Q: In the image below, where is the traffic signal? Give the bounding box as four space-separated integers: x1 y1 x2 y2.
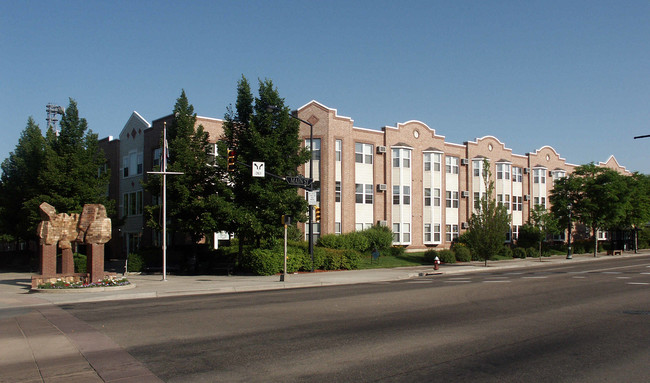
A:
314 206 321 222
227 150 236 172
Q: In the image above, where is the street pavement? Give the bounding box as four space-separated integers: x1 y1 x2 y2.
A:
1 251 647 382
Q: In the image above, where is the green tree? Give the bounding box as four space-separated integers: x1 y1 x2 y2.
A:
223 76 310 257
618 173 650 252
145 90 233 249
0 117 47 243
465 159 511 266
36 99 113 216
528 204 560 260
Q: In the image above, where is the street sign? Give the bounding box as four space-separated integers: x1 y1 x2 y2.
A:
252 162 265 177
285 175 313 188
308 190 317 205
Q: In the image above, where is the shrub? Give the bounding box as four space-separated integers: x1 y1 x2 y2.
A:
425 249 455 264
360 225 394 253
500 246 513 259
526 247 539 258
342 231 370 253
242 249 282 276
286 248 309 273
423 249 438 263
341 249 362 270
389 246 406 257
127 253 145 272
317 234 345 249
320 248 345 270
513 247 527 259
73 253 87 273
453 245 472 262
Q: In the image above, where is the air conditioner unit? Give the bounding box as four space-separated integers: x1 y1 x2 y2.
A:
377 220 388 227
461 191 469 198
524 168 530 174
377 183 387 192
524 195 531 201
461 222 469 229
461 158 469 166
377 146 387 154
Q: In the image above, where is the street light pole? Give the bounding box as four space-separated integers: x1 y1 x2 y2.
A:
267 106 315 271
566 203 572 259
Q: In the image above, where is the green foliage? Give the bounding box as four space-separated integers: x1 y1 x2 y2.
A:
517 224 542 249
465 159 511 266
73 253 87 273
513 247 527 259
453 244 472 262
389 246 406 257
317 230 371 253
127 252 145 272
360 225 394 253
317 234 346 249
425 249 455 264
526 247 539 258
499 246 513 259
242 248 282 275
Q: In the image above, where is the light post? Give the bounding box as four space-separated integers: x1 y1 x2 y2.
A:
267 105 315 272
566 202 572 259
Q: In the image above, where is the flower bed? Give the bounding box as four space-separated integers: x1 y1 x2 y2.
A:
37 276 131 289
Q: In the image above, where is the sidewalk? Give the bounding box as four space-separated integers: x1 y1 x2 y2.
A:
1 251 647 382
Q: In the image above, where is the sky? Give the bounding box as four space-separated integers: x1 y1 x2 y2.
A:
1 0 649 173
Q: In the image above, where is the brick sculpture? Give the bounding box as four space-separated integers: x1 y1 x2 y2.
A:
33 202 112 287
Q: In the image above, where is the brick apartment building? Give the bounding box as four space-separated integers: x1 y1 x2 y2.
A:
100 100 629 258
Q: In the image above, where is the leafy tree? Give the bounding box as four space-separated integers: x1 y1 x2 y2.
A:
223 76 310 257
618 173 650 252
528 205 560 260
145 90 233 250
0 117 47 243
465 159 511 266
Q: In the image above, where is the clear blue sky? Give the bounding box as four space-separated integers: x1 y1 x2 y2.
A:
2 0 649 172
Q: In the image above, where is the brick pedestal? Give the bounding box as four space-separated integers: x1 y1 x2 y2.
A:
87 243 105 283
39 244 57 275
61 248 74 274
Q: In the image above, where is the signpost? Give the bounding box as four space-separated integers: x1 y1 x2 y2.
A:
285 175 313 189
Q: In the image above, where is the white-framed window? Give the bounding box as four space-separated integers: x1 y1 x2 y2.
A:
335 222 341 235
512 196 523 211
356 183 373 204
433 153 441 171
392 149 400 168
473 160 482 177
551 170 566 183
533 168 546 184
392 223 400 242
497 163 511 180
424 188 431 206
434 224 441 242
335 139 342 162
355 143 373 164
153 147 162 168
403 150 411 168
474 192 481 210
512 167 523 182
446 191 459 208
403 186 410 205
434 188 441 207
122 190 143 216
446 156 459 174
512 225 520 241
505 194 511 211
335 181 341 202
424 153 431 171
424 224 432 242
446 224 459 242
393 185 400 205
392 148 411 168
402 223 411 243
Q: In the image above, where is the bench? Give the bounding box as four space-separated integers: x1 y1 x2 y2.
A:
606 249 622 256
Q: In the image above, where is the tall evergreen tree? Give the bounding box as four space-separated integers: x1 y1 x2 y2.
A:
35 99 112 216
0 117 47 242
223 76 310 252
465 159 511 266
145 90 232 247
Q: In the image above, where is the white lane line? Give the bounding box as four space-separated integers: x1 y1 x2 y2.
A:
627 282 650 285
522 276 549 279
603 272 622 274
446 280 472 283
616 277 632 279
483 280 511 283
641 273 650 275
572 276 587 279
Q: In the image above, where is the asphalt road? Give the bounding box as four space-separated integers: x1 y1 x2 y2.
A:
63 256 650 382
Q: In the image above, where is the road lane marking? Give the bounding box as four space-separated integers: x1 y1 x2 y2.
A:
445 280 472 283
627 282 649 285
616 277 632 279
572 276 587 279
522 276 548 279
483 280 511 283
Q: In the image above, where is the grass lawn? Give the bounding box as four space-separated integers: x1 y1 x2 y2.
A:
358 252 430 269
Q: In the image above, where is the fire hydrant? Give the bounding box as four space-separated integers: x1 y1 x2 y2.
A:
434 256 440 270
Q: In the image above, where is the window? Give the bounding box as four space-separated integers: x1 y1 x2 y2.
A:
122 190 143 216
434 224 441 242
392 223 400 242
534 168 546 184
446 224 459 242
446 156 459 174
474 192 481 210
433 188 441 207
402 150 410 168
335 140 342 162
512 167 523 182
137 153 143 174
446 191 459 208
335 181 341 202
403 186 410 205
512 196 523 211
424 188 431 206
392 149 400 168
505 194 511 211
355 143 373 164
402 223 410 243
122 156 129 178
356 183 373 204
335 222 341 235
473 160 482 177
393 185 400 205
512 225 520 241
305 138 321 161
424 153 431 171
153 148 162 168
433 153 441 171
497 163 510 180
551 170 566 183
424 224 431 242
